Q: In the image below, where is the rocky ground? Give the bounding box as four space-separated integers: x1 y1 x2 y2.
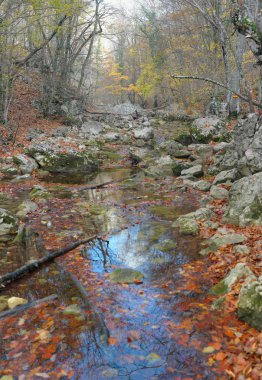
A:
0 99 262 378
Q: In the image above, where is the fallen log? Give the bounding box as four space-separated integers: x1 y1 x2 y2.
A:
0 294 58 319
0 235 97 286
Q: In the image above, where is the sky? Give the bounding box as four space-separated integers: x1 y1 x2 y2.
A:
106 0 138 11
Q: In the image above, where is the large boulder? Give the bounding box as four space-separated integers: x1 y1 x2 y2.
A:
233 114 262 176
13 154 38 174
191 117 227 143
111 102 142 116
0 208 18 241
80 121 105 136
223 172 262 226
133 127 154 140
26 138 99 174
238 275 262 331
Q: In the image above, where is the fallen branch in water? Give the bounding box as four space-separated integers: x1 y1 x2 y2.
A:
75 174 137 191
0 294 58 319
0 235 97 286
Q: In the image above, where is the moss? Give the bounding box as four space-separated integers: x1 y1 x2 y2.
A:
212 296 226 311
210 280 228 296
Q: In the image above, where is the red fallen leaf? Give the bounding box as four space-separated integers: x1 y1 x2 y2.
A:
134 279 143 284
167 367 175 373
42 352 52 360
214 352 227 361
108 337 117 345
127 337 133 343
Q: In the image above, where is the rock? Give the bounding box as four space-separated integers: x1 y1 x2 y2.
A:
27 138 99 174
172 149 191 158
213 142 230 153
30 185 50 199
192 180 211 191
191 117 226 143
27 128 45 141
201 232 247 255
210 185 229 199
63 304 82 316
211 263 254 296
111 102 142 116
0 209 18 240
145 156 173 178
13 154 38 174
206 98 229 119
8 297 28 309
61 100 83 125
238 275 262 330
222 172 262 226
16 201 38 219
153 239 177 252
181 164 203 178
233 245 251 255
109 268 144 284
174 215 199 235
233 114 262 176
193 144 213 159
80 121 105 136
213 169 238 185
51 126 70 138
103 132 120 142
133 127 154 140
0 296 8 312
129 147 152 165
12 174 31 182
172 160 191 176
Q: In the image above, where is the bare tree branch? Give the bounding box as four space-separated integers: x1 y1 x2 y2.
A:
171 74 261 108
14 15 68 69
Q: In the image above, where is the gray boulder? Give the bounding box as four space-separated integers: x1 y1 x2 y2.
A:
200 232 247 255
210 185 229 199
134 127 154 140
13 154 38 174
111 102 142 116
80 121 105 136
233 114 262 176
26 138 99 174
103 132 120 142
181 164 203 178
192 180 211 191
238 275 262 331
223 172 262 226
213 169 238 185
191 117 226 143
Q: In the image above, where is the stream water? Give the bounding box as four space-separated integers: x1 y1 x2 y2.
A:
0 169 219 379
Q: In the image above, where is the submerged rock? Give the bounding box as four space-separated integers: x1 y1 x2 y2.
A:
16 200 38 219
175 216 199 235
222 172 262 226
238 275 262 331
8 297 28 310
109 268 144 284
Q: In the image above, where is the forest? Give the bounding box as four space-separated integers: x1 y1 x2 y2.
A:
0 0 261 379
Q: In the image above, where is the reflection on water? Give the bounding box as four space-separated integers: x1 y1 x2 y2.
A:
0 168 215 379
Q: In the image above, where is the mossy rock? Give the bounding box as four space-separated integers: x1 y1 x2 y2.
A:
109 268 144 284
154 239 177 252
149 205 178 220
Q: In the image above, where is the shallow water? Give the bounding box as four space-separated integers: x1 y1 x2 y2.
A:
0 169 217 379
